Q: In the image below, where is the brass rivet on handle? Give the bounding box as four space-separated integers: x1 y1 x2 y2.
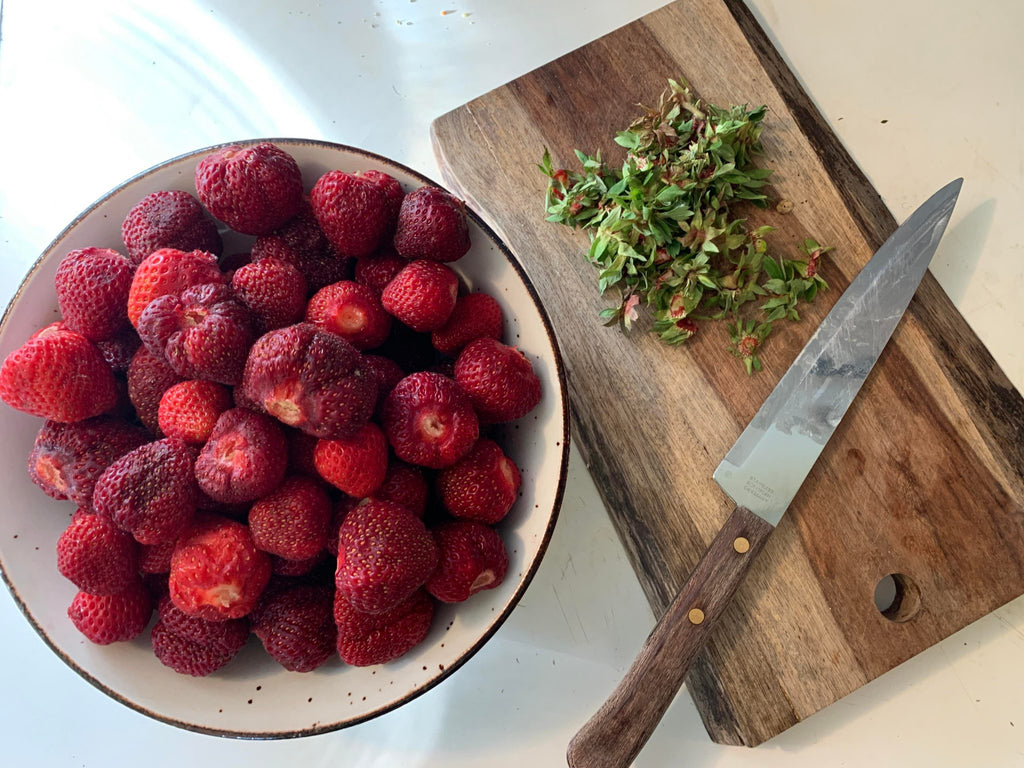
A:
688 608 705 625
733 537 750 554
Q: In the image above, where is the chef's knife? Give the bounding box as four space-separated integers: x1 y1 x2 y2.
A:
566 178 963 768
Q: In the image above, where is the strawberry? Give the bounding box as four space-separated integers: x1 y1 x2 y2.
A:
93 438 199 545
195 142 303 236
238 323 377 440
137 282 254 386
380 260 459 332
139 539 176 574
430 292 504 356
127 248 224 328
377 460 429 518
426 520 508 603
306 280 392 351
454 337 541 422
56 510 140 595
251 198 351 294
270 552 326 577
251 583 336 672
313 422 389 498
248 475 332 561
326 496 360 557
157 379 233 444
67 580 152 645
126 345 184 434
334 588 434 667
151 594 249 675
54 247 134 341
194 408 288 504
392 186 471 262
334 498 438 614
169 514 272 621
436 437 521 524
231 257 307 333
361 353 405 412
121 189 223 265
310 170 389 258
27 416 148 508
0 323 118 423
380 372 479 469
95 327 142 373
354 248 408 295
356 170 404 234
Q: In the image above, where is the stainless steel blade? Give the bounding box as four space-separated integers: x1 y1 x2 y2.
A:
713 178 962 524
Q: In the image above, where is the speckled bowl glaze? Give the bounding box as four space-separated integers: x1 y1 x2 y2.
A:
0 139 569 737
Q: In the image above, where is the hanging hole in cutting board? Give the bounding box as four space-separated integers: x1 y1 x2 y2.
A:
874 573 922 622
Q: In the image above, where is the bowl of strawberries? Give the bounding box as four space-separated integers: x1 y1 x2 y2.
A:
0 139 568 736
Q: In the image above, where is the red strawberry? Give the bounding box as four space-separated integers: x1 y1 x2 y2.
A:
436 438 521 524
380 260 459 332
238 323 377 440
127 345 184 434
431 292 504 356
354 248 408 295
249 475 332 561
251 583 336 672
127 248 224 328
362 353 405 412
139 538 176 574
194 408 288 504
310 170 389 258
137 282 254 386
56 510 140 595
93 438 199 545
67 580 152 645
313 422 388 498
356 170 404 234
96 327 142 373
454 337 541 422
377 460 429 517
231 257 307 332
426 520 509 603
393 186 471 263
121 189 223 265
270 552 326 577
54 247 134 341
306 280 392 351
334 498 438 614
380 372 479 469
334 588 434 666
251 198 351 294
326 496 359 557
169 514 272 621
27 416 148 508
157 380 232 444
151 594 249 675
0 323 118 422
195 142 303 236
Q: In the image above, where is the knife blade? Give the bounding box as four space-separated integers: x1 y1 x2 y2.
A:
566 178 963 768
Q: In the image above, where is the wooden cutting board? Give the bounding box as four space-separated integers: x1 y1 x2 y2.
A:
430 0 1024 748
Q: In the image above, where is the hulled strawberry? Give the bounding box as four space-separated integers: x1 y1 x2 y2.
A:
334 588 434 666
306 280 391 351
380 372 478 469
454 337 541 422
194 408 287 504
56 510 140 595
313 422 389 498
392 186 471 262
231 257 308 333
252 583 336 672
151 594 249 675
157 380 233 444
195 142 303 235
426 520 508 603
248 475 332 561
380 260 459 332
436 437 521 524
68 580 152 645
126 345 184 434
169 514 272 621
121 190 223 265
238 323 377 440
0 323 119 423
127 248 224 328
310 170 389 258
54 247 134 341
430 292 504 356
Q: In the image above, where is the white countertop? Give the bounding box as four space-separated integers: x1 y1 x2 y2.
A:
1 1 1022 766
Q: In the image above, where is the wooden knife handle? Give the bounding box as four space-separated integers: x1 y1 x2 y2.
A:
566 506 775 768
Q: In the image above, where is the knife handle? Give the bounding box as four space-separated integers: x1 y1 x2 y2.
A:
566 506 775 768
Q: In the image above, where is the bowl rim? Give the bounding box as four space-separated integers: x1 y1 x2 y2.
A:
0 137 571 739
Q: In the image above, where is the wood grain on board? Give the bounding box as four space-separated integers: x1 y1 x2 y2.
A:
431 0 1024 747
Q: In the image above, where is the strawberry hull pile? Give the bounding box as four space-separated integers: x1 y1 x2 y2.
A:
0 142 543 677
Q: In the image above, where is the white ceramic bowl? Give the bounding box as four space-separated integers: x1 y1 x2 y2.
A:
0 139 569 737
